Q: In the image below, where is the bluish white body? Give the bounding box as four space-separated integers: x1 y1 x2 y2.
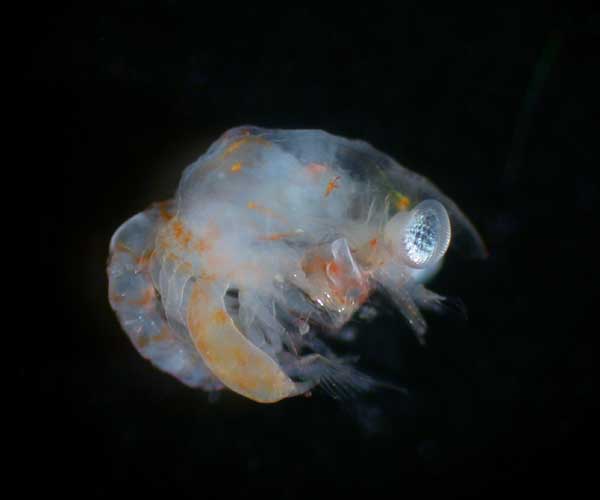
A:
107 126 486 402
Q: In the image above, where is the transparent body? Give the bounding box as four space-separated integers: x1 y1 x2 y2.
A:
107 126 486 403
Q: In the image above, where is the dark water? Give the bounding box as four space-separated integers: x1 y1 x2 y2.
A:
33 3 596 497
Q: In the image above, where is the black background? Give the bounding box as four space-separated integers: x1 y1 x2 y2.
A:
33 2 597 498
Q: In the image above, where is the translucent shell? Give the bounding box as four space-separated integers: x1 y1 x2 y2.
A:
107 126 486 402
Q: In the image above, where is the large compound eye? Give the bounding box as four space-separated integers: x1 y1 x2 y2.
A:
384 199 451 269
403 199 451 268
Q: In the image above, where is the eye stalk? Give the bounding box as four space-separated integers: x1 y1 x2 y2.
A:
384 199 451 269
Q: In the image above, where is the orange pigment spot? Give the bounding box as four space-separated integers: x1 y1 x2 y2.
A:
189 284 209 320
232 374 256 393
247 201 285 221
154 325 172 342
155 200 174 221
212 308 229 325
306 162 328 176
369 238 378 249
136 250 153 268
302 254 328 275
251 136 271 147
258 232 295 241
222 138 248 158
222 136 271 159
199 271 217 282
172 220 192 246
136 335 149 349
327 260 341 277
192 331 209 354
129 286 155 307
325 176 341 197
395 195 410 211
109 292 124 304
232 346 250 368
230 162 242 172
196 239 212 253
115 242 133 254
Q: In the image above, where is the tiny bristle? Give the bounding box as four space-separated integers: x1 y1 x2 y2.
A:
317 357 406 401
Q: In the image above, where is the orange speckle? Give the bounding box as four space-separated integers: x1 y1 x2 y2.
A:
197 238 211 253
190 282 209 304
222 136 271 159
199 271 217 282
172 220 192 246
136 250 153 268
154 325 172 342
188 321 209 354
222 138 248 158
109 291 124 304
232 346 250 368
327 260 341 277
189 283 208 314
247 201 285 221
212 308 229 325
114 242 133 254
129 286 155 308
325 176 341 197
306 162 328 176
369 238 378 249
194 224 219 255
172 220 184 238
136 335 149 349
252 136 271 147
230 162 242 172
231 374 256 392
395 195 410 211
302 254 328 275
155 200 174 221
258 232 295 241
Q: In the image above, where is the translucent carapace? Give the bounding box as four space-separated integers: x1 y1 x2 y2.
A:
107 126 486 403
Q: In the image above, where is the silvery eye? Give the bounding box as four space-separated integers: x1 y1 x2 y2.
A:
402 199 451 268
